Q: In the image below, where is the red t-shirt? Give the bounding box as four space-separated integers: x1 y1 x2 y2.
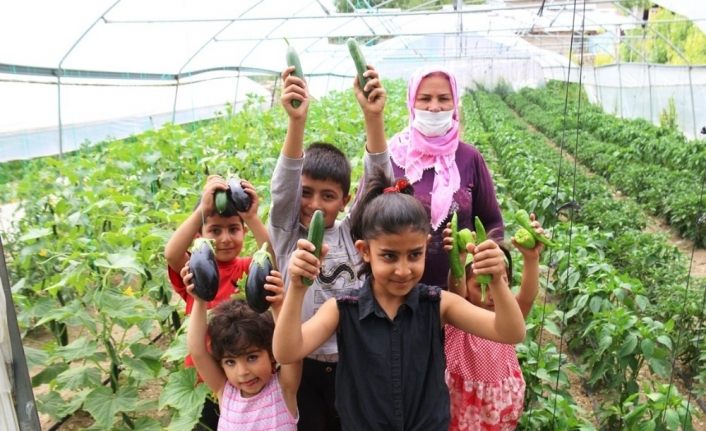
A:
168 256 252 314
168 256 253 368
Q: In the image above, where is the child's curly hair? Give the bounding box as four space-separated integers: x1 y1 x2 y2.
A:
207 299 274 362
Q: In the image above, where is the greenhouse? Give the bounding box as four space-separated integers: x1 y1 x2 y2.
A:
1 0 705 429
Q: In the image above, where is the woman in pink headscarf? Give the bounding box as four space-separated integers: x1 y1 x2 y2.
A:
390 68 521 430
389 67 504 289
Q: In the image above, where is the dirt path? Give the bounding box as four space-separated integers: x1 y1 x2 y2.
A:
520 119 706 279
644 217 706 278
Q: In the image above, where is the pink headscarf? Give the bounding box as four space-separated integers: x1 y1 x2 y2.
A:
389 67 460 230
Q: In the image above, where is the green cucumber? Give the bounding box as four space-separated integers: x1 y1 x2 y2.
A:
346 38 369 97
285 45 304 108
304 209 325 286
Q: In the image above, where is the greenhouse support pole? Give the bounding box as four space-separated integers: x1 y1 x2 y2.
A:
0 237 41 431
233 70 241 110
617 61 623 119
688 66 697 138
647 64 653 123
56 75 64 158
592 64 600 106
172 77 180 124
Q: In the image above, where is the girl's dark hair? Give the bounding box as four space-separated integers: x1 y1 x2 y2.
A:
207 299 274 362
350 166 430 277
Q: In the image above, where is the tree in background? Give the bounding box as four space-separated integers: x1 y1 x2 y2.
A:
620 7 706 64
334 0 452 13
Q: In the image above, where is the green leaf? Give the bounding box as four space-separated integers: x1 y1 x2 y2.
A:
56 365 102 390
664 409 680 429
19 227 53 241
32 363 69 386
648 356 670 378
83 385 139 429
23 346 50 369
159 368 210 412
167 408 202 431
36 390 87 420
640 339 655 357
56 337 98 362
132 417 163 431
656 335 673 350
542 319 561 337
122 356 160 380
162 332 188 363
598 334 613 353
634 294 649 311
618 334 638 357
97 290 158 326
94 251 145 275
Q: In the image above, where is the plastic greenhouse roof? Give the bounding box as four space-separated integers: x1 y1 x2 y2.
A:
1 0 651 161
0 0 634 79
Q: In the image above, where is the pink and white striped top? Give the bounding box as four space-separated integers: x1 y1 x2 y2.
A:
218 374 297 431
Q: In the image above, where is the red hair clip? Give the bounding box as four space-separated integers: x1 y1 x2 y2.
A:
384 178 410 194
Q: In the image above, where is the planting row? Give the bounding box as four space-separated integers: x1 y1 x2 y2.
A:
504 82 705 246
3 82 410 429
464 88 701 429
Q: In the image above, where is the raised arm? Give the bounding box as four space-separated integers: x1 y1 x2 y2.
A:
238 179 268 248
165 176 227 272
264 269 302 416
513 213 544 318
353 65 387 154
184 269 227 398
442 240 525 344
272 239 338 364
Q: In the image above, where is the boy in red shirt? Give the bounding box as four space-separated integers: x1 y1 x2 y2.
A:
165 174 276 429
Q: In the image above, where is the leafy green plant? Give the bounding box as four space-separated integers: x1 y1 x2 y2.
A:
659 98 679 131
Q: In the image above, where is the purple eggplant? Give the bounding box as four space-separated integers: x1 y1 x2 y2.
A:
227 178 251 213
245 242 274 313
189 238 219 301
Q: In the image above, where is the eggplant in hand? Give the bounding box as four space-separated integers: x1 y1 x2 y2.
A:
189 238 220 301
215 177 251 216
245 242 275 313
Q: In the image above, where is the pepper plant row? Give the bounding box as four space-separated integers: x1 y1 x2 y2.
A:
464 89 700 430
503 82 706 247
499 83 706 385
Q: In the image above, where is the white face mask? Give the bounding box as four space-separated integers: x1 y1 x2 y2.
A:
411 109 454 137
